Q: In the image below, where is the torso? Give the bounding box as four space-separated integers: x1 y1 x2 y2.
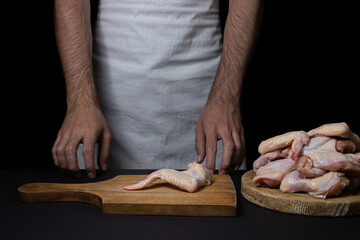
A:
92 0 224 169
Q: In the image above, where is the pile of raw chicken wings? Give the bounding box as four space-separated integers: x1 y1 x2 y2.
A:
253 123 360 198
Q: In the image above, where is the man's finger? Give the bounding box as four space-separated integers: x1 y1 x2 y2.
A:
54 134 69 170
83 137 96 179
219 133 235 174
204 128 217 172
232 129 242 151
98 129 111 172
195 123 206 163
52 136 61 167
232 128 246 171
64 137 81 173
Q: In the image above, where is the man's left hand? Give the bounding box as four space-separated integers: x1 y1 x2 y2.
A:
195 95 245 174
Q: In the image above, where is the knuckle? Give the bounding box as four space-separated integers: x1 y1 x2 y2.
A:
51 146 57 155
206 145 217 154
65 144 76 155
83 146 94 155
82 129 93 139
217 122 229 132
234 141 242 150
104 131 112 141
224 141 235 150
55 146 65 155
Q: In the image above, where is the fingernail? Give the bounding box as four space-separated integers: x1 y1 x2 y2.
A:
88 172 95 179
220 170 226 175
197 154 201 162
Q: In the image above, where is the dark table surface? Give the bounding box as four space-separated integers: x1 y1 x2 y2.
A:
1 169 358 240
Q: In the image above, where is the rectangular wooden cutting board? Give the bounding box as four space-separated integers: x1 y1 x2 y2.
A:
18 174 236 216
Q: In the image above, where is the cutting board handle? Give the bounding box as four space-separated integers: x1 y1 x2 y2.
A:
18 182 103 207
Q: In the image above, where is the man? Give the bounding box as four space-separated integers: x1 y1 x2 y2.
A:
52 0 262 178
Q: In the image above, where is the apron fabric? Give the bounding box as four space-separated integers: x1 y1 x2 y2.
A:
88 0 246 170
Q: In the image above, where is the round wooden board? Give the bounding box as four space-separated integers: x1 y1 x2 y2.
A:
241 170 360 217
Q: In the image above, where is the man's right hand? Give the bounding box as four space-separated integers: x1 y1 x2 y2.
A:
53 0 110 178
52 105 111 179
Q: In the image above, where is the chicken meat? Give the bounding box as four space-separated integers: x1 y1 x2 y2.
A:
253 122 360 198
298 152 360 178
307 122 360 151
253 148 290 172
123 162 213 193
280 170 350 199
258 131 310 159
253 158 295 187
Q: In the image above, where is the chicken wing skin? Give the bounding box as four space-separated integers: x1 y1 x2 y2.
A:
253 147 290 172
253 158 295 187
280 170 310 193
280 170 350 199
254 122 360 199
258 131 309 159
308 122 360 151
308 172 350 199
123 163 213 193
295 155 328 178
305 151 360 177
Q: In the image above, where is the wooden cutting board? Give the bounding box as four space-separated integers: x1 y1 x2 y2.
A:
18 174 236 216
241 170 360 217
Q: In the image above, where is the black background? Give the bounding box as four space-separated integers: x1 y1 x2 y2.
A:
3 0 359 169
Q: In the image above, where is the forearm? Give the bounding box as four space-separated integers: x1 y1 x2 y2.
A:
209 0 263 103
54 0 98 109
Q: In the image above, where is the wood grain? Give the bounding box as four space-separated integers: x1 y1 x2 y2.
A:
18 174 236 216
241 170 360 217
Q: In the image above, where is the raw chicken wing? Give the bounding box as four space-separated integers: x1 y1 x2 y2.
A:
253 122 360 199
123 162 213 193
253 158 295 187
280 170 350 199
307 172 350 199
258 131 309 159
295 155 327 178
307 122 360 151
280 170 310 193
253 148 290 172
305 151 360 177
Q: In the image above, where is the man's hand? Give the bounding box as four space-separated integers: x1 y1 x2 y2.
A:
53 0 111 179
195 0 262 174
52 105 111 179
195 94 245 174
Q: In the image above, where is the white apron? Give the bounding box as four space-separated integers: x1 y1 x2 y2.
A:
88 0 246 170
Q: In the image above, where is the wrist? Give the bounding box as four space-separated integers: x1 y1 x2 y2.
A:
208 77 241 105
66 93 101 114
207 89 240 111
65 75 100 112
